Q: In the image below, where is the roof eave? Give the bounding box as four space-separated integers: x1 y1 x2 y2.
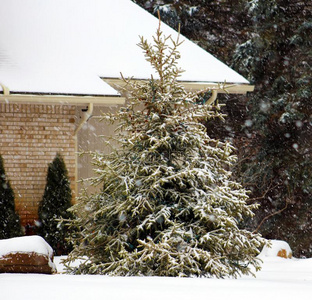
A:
0 94 125 106
103 78 254 95
181 82 254 94
0 77 253 106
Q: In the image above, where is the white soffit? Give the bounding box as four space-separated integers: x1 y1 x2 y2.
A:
0 0 250 97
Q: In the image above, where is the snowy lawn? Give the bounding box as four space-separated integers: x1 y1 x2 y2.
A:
1 255 311 300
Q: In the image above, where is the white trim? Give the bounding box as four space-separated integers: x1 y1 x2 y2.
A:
104 78 254 95
0 94 125 105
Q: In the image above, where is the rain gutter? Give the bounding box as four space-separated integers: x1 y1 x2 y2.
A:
103 78 254 105
0 94 125 105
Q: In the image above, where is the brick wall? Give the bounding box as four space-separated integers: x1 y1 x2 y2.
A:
0 103 76 231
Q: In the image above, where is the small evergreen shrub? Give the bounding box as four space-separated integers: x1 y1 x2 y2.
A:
37 153 73 255
0 154 23 239
65 25 266 278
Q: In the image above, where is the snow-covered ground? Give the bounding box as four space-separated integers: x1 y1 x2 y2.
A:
1 250 312 300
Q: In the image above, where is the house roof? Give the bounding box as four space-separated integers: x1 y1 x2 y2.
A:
0 0 252 104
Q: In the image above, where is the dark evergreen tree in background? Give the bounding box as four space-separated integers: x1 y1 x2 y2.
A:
133 0 312 257
38 153 73 255
0 154 22 239
133 0 250 63
231 0 312 257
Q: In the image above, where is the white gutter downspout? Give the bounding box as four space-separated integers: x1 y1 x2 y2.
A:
206 89 218 105
0 82 10 95
74 103 94 199
74 103 94 136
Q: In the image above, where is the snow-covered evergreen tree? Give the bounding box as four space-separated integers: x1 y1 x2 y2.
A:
0 155 23 239
37 153 73 255
65 24 265 277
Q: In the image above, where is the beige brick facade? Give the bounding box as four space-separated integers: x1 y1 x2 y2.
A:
0 104 76 230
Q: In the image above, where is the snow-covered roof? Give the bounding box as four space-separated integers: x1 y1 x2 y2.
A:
0 0 251 99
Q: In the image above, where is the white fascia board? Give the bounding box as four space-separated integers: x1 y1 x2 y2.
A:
181 82 254 94
104 78 254 95
0 94 125 106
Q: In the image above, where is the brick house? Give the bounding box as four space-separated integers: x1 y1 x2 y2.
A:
0 0 253 230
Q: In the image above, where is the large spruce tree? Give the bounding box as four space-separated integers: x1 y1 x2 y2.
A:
38 153 73 255
0 155 22 239
65 25 265 277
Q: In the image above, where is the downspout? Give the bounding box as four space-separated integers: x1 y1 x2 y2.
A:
0 82 10 95
206 89 218 105
74 103 94 136
74 103 94 199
